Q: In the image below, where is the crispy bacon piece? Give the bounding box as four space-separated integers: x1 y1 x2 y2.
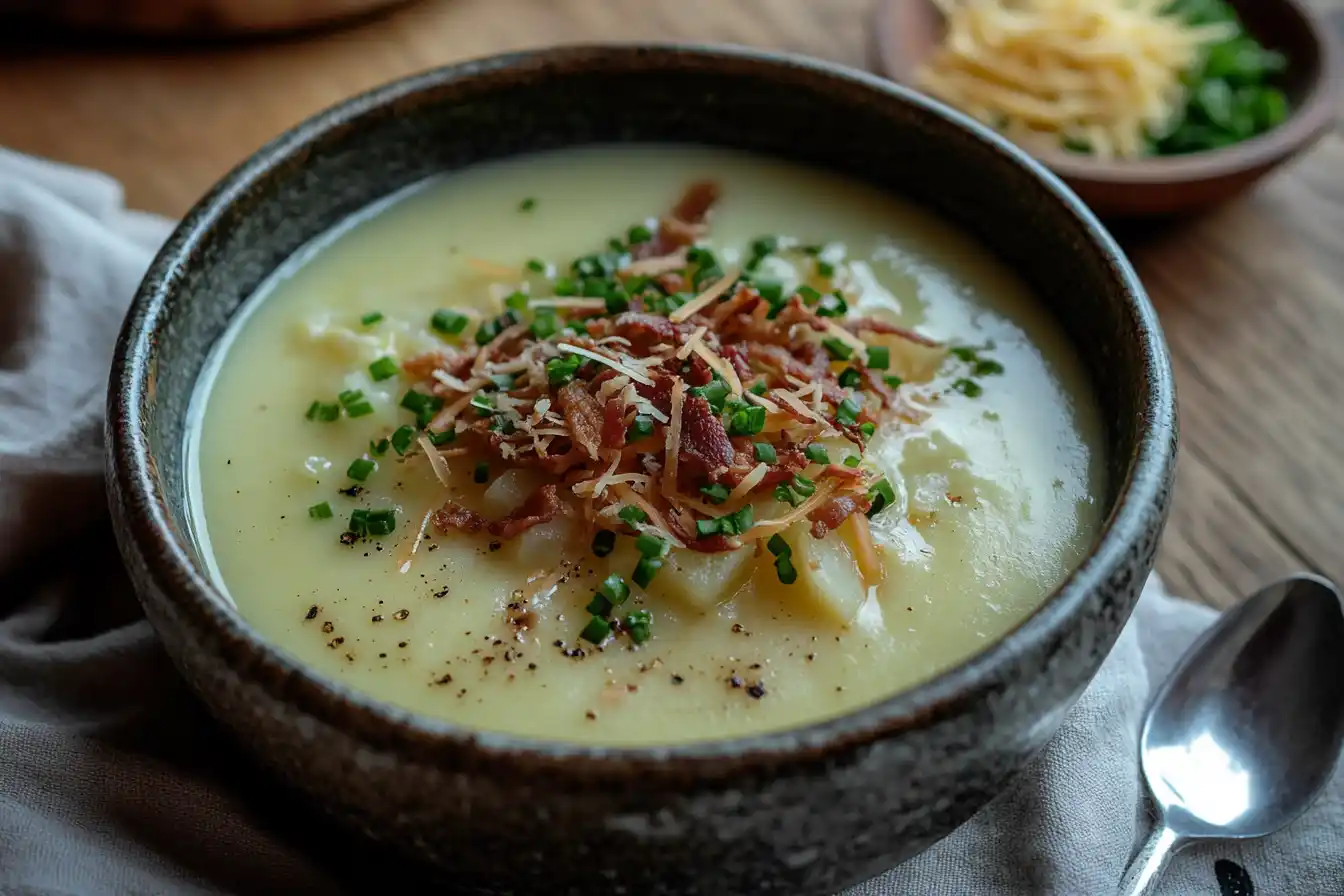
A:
670 180 721 224
807 494 870 539
432 484 564 540
556 381 604 460
634 372 674 417
602 397 627 450
746 343 848 406
404 350 472 382
612 312 677 354
678 393 735 479
721 343 753 383
841 317 941 347
633 180 722 259
860 365 900 409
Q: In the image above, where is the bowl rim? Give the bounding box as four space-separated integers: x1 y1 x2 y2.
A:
109 42 1176 775
872 0 1341 186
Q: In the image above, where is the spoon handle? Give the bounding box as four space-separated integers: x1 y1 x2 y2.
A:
1117 825 1184 896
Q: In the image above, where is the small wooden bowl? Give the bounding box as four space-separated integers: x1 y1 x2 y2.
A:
873 0 1341 218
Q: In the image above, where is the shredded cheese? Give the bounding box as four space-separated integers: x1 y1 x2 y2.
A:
663 378 686 499
472 322 529 376
728 463 770 503
528 297 608 312
691 340 743 396
612 483 686 548
675 326 708 361
556 342 655 386
669 268 741 323
916 0 1236 160
621 248 688 277
418 435 453 488
752 480 841 536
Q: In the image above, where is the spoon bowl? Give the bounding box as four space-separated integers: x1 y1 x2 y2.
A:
1119 573 1344 895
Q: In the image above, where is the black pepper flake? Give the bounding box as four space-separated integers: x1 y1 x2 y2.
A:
553 640 564 648
398 641 408 648
433 586 450 599
749 663 762 670
482 656 495 666
585 710 597 720
731 623 746 634
392 609 409 621
371 614 384 623
806 653 816 661
338 485 364 497
305 605 319 620
729 675 744 689
321 621 335 634
327 637 345 648
527 663 537 671
747 682 767 699
427 543 438 552
435 673 453 685
339 531 358 546
488 541 502 552
671 674 684 685
563 647 587 659
378 652 387 659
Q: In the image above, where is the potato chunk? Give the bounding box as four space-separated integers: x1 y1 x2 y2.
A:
655 547 757 612
780 522 866 625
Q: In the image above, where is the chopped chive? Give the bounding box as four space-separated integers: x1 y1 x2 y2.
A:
627 415 655 440
427 428 456 447
625 610 652 644
773 483 799 507
727 405 767 437
390 425 416 455
843 454 861 468
473 461 489 483
347 458 376 482
754 442 777 464
530 312 559 340
866 345 891 370
586 594 613 617
725 504 754 536
690 379 731 414
821 338 853 361
366 509 396 537
774 553 798 585
306 400 340 422
431 309 469 336
884 374 904 389
804 443 830 465
618 505 649 526
474 320 499 346
700 483 731 505
950 346 979 363
756 280 785 307
400 390 443 416
546 355 582 385
951 378 983 398
974 358 1005 376
553 277 578 297
591 529 616 558
816 292 849 318
816 260 836 277
470 392 496 417
599 574 630 605
348 509 369 537
346 401 374 418
605 293 630 314
489 416 516 435
837 367 861 389
627 224 653 244
695 518 721 538
308 501 334 520
860 421 877 440
635 533 669 559
526 258 547 273
519 197 536 212
632 556 663 589
868 478 897 517
368 356 400 382
749 379 768 396
836 397 860 427
766 534 791 557
796 285 822 304
580 615 610 644
338 389 365 409
791 474 816 498
370 437 391 456
360 311 384 327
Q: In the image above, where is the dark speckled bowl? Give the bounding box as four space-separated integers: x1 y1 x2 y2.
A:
107 44 1177 896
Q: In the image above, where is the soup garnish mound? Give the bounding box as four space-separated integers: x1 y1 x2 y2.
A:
190 145 1102 745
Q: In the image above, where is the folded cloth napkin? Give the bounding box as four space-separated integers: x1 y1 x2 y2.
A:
0 149 1339 896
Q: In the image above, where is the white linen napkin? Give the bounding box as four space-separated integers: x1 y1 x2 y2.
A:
0 148 1339 896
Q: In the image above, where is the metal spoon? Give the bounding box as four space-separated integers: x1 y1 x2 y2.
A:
1118 573 1344 896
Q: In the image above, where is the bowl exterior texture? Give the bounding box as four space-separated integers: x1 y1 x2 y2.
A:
107 46 1176 896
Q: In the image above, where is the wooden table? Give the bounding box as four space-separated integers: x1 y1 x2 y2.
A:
1 0 1340 609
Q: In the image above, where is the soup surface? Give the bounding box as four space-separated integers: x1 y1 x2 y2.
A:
189 145 1104 746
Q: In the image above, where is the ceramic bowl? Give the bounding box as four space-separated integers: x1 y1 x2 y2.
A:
106 44 1177 896
873 0 1340 218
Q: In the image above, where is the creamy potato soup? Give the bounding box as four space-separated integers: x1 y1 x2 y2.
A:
189 145 1104 746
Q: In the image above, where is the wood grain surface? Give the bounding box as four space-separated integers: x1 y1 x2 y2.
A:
0 0 1340 609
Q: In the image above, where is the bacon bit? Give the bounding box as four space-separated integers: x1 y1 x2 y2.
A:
602 397 628 450
844 513 883 587
720 343 753 383
671 180 720 224
615 312 679 355
663 379 686 500
709 285 759 324
842 317 942 347
405 350 472 382
808 494 870 539
690 339 743 396
678 393 735 479
669 269 742 324
433 484 563 540
472 322 529 376
860 365 900 409
556 381 605 461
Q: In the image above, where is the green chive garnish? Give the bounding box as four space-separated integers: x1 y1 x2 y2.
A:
305 400 340 422
599 574 630 605
370 438 390 456
627 415 655 440
766 534 790 557
625 610 652 644
505 291 530 312
868 478 897 517
727 405 767 437
837 368 861 389
627 224 653 244
618 505 649 526
836 397 860 427
586 593 613 617
339 389 374 418
366 509 396 537
635 533 669 559
816 293 848 318
796 285 822 304
360 311 384 327
816 260 836 278
400 390 443 416
546 355 582 385
526 258 547 273
952 378 983 398
390 425 416 455
884 374 904 389
950 346 979 363
974 358 1005 376
749 379 768 396
591 529 616 558
553 277 577 297
821 339 853 361
470 392 495 417
843 454 861 468
427 428 456 447
804 443 830 465
866 346 890 370
580 615 610 644
725 505 754 536
791 475 816 498
775 554 798 585
632 557 662 589
308 501 333 520
773 483 799 507
605 293 630 315
347 458 376 481
474 461 489 483
754 442 777 464
519 197 537 212
860 421 877 440
690 379 730 414
695 518 721 538
431 309 469 336
348 509 369 537
530 312 559 340
368 356 399 382
700 483 731 505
